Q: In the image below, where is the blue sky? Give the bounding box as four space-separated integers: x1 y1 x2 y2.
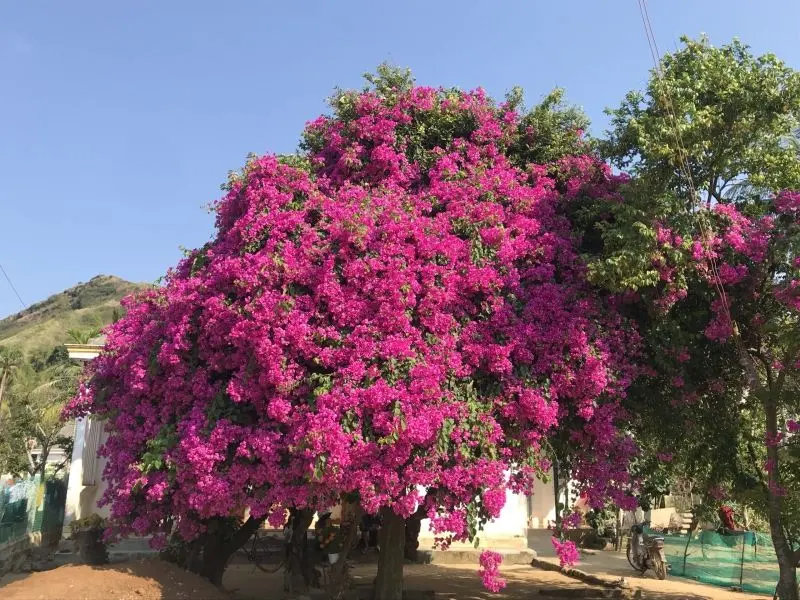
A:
1 1 798 319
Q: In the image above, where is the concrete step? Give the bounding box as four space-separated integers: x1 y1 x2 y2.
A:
418 547 536 565
418 535 529 551
538 589 642 599
56 535 158 565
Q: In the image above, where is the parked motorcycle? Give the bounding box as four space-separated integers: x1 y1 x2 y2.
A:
626 522 668 579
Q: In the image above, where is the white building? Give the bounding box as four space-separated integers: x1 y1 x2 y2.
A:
416 475 564 552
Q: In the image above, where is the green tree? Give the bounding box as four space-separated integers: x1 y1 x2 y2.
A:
6 361 79 477
0 345 23 427
66 326 102 345
601 35 800 206
592 36 800 599
0 347 79 478
506 87 591 167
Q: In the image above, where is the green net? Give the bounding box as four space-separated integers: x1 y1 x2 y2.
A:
0 476 67 546
0 477 37 545
655 527 784 595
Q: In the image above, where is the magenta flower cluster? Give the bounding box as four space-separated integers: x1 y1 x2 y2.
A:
551 537 580 567
478 550 507 592
67 84 641 581
645 194 800 406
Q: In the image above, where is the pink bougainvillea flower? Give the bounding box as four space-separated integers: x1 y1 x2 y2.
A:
479 550 507 592
551 537 580 567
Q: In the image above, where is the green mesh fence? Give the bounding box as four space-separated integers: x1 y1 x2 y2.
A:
655 527 785 595
0 476 67 546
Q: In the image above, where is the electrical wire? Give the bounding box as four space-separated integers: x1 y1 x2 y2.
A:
635 0 736 333
0 261 25 309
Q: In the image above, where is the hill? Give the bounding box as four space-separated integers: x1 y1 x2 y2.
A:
0 275 150 355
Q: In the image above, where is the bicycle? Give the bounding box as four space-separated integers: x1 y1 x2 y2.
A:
237 529 287 573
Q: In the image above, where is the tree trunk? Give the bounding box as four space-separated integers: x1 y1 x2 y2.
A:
0 370 8 427
194 516 264 587
374 507 406 600
765 395 799 600
198 529 229 586
777 558 800 600
285 508 315 594
327 498 362 600
404 505 425 561
34 443 49 479
553 459 562 531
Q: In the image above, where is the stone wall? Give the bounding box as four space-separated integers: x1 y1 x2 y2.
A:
0 532 42 576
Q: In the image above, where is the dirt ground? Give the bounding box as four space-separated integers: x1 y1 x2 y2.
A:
225 562 771 600
0 560 228 600
0 559 774 600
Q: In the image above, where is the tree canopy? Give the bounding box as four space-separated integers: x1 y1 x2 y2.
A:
0 345 78 477
601 36 800 204
592 35 800 600
68 69 641 594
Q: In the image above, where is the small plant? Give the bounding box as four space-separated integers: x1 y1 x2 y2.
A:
70 514 108 565
316 523 344 555
69 513 106 534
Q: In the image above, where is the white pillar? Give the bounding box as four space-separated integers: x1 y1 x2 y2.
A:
528 473 557 529
63 417 86 530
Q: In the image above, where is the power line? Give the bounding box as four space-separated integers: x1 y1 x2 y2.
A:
634 0 735 332
0 262 26 309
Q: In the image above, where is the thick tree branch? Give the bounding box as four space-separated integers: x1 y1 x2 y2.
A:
708 175 727 205
738 347 763 393
25 449 36 473
774 345 795 398
746 442 769 492
717 176 735 196
752 347 774 391
224 516 265 555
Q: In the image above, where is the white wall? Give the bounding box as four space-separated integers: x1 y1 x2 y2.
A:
527 473 558 529
417 471 558 550
63 348 108 534
63 418 109 533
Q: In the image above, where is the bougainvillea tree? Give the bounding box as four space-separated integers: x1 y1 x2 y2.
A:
67 68 641 598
